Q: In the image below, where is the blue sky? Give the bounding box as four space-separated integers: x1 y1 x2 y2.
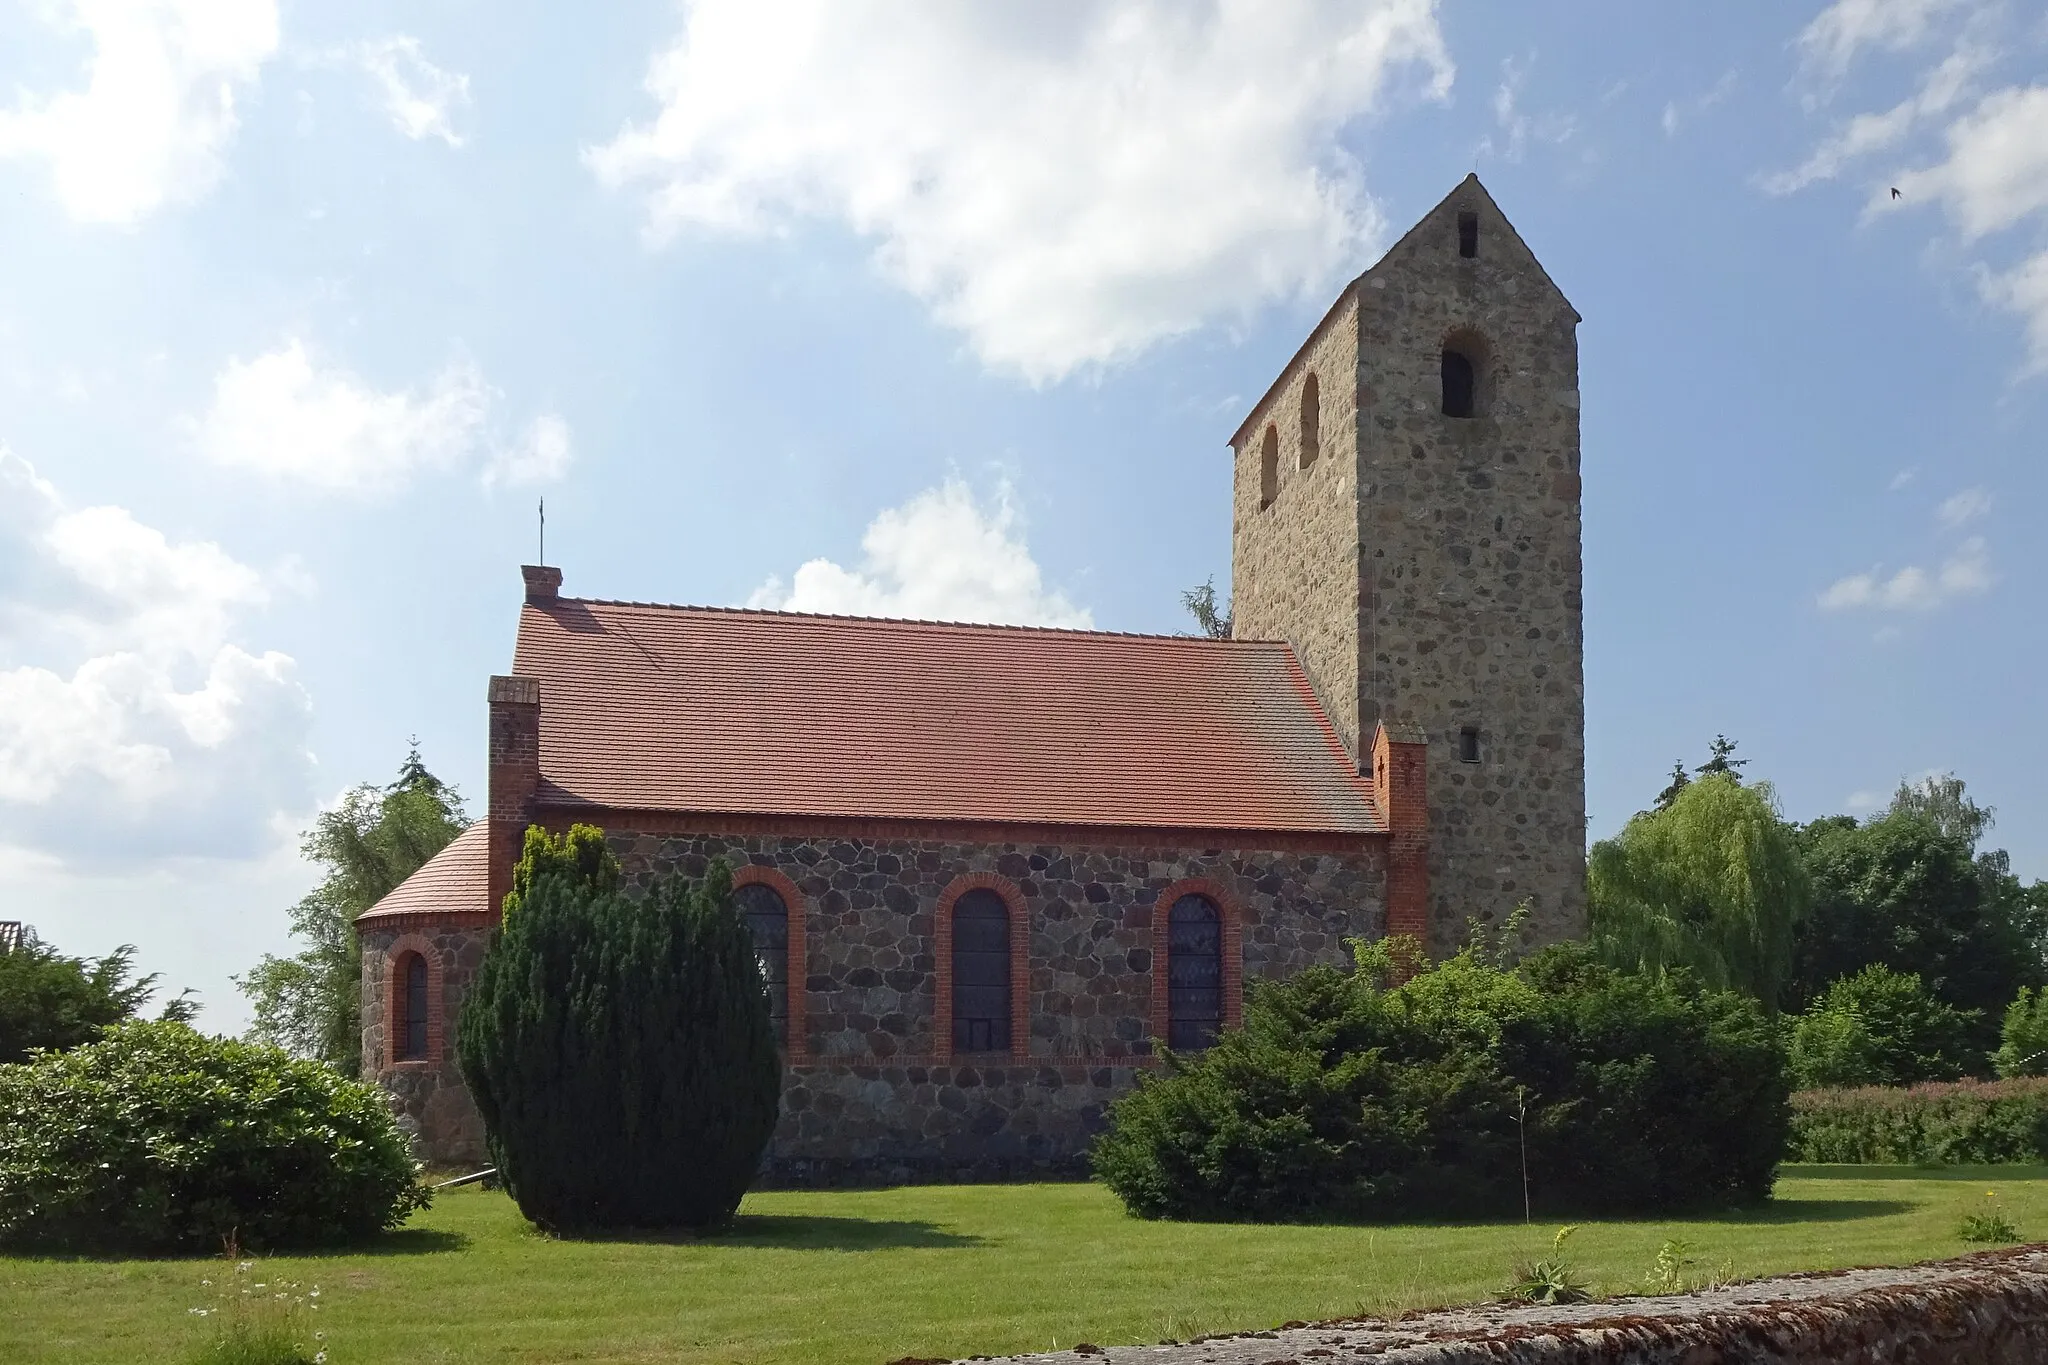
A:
2 0 2043 1033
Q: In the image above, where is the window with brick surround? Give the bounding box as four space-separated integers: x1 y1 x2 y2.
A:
1299 371 1320 469
951 888 1011 1054
736 881 790 1043
1167 895 1223 1051
398 953 429 1061
1259 424 1279 509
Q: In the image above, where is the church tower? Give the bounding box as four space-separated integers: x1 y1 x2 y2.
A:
1228 174 1586 950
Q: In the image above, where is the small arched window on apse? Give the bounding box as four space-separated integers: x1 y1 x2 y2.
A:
735 881 790 1043
1441 329 1489 419
1167 895 1224 1051
1258 424 1280 509
397 953 429 1061
1299 372 1320 469
951 888 1012 1054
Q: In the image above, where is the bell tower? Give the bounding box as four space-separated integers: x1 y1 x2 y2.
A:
1228 174 1586 950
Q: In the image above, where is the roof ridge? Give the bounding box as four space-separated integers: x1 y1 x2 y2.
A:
539 597 1290 647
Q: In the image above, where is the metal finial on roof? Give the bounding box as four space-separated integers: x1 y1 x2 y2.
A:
538 496 545 567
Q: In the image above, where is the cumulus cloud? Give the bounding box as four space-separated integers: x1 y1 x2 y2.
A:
193 338 570 494
746 480 1091 628
353 35 470 146
0 449 313 868
587 0 1453 382
0 0 279 224
484 413 574 489
1818 535 1992 611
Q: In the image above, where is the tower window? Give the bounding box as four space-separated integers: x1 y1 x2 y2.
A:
1442 349 1477 418
1459 726 1481 764
1259 424 1279 509
1299 372 1320 469
1458 211 1478 258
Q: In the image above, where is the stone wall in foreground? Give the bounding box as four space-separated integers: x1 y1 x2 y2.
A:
938 1246 2048 1365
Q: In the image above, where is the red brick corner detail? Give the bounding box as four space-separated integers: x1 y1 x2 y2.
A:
932 870 1029 1063
1371 723 1431 965
382 932 446 1070
732 863 808 1061
1149 876 1245 1049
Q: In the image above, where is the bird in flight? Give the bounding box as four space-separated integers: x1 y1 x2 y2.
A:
1891 187 1902 200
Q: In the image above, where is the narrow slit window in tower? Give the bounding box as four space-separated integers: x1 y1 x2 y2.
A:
1259 425 1279 509
1459 726 1481 764
1299 372 1320 469
1458 211 1478 257
1442 349 1476 418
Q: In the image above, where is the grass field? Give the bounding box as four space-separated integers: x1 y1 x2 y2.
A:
3 1167 2042 1365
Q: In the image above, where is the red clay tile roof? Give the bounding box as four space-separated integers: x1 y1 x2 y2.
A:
512 599 1382 837
356 822 490 924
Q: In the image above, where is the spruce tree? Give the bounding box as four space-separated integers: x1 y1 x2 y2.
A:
458 842 781 1232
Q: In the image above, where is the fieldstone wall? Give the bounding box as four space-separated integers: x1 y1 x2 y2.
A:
611 826 1382 1182
359 923 491 1169
1231 176 1587 953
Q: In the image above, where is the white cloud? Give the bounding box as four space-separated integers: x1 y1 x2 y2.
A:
1478 56 1575 163
746 480 1091 628
0 449 313 868
1888 466 1919 490
1660 69 1737 139
587 0 1453 382
353 35 469 147
484 413 574 489
0 0 279 224
1936 485 1991 527
1796 0 1971 81
1899 85 2048 239
1818 535 1992 611
1761 44 1983 194
193 338 569 494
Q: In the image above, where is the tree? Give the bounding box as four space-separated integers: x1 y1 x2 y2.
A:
1886 772 1994 848
1787 964 1978 1089
1994 987 2048 1078
458 838 782 1233
1654 761 1691 811
1589 774 1809 1008
1785 811 2040 1055
0 936 195 1065
1695 734 1748 781
237 744 467 1073
1180 577 1232 640
500 821 617 921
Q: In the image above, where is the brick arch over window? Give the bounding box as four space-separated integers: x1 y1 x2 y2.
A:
933 872 1029 1061
732 864 808 1059
383 933 446 1068
1149 877 1244 1051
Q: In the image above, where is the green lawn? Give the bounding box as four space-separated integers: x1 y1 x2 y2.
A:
3 1168 2042 1365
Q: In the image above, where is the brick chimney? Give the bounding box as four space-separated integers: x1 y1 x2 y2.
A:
522 564 562 605
486 674 541 919
1371 721 1430 955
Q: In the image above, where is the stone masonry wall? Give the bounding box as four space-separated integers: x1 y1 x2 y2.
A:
611 827 1383 1183
360 924 491 1169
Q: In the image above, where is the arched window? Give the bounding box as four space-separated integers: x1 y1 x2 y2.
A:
398 954 429 1061
951 888 1011 1054
1258 424 1279 509
735 881 790 1043
1441 347 1477 418
1167 895 1223 1051
1299 372 1320 469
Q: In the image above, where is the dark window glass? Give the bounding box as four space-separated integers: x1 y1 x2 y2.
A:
1167 895 1223 1051
1458 211 1479 257
1459 726 1481 763
952 889 1011 1054
1442 349 1476 418
401 955 428 1060
736 882 790 1042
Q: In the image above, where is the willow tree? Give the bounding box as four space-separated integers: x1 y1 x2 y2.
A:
1589 774 1809 1009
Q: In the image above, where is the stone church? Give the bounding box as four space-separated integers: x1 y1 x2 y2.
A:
359 174 1587 1180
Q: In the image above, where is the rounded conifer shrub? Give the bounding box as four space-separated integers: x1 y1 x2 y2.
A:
0 1021 429 1253
458 849 782 1233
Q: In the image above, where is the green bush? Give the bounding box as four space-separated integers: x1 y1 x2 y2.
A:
1786 1078 2048 1164
1788 964 1980 1089
1994 987 2048 1078
0 1021 428 1253
458 847 782 1233
1090 940 1787 1222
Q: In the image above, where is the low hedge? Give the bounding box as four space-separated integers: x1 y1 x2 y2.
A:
1787 1077 2048 1165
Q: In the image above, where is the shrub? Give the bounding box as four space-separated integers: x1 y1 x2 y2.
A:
1785 1077 2048 1164
1091 940 1787 1222
0 1021 428 1253
458 849 782 1233
1994 987 2048 1078
1788 964 1980 1089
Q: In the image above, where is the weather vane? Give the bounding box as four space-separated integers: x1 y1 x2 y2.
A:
538 496 545 566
